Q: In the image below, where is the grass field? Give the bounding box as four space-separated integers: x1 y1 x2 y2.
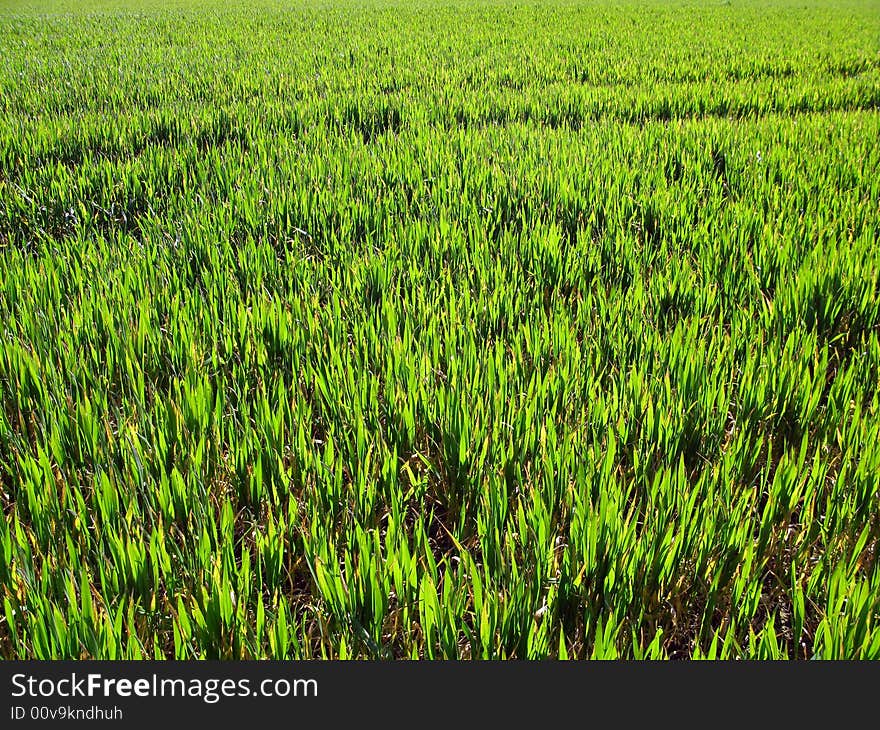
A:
1 0 879 659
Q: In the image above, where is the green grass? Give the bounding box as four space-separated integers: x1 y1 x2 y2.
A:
1 0 879 659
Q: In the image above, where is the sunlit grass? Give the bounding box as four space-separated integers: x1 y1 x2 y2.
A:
1 0 879 659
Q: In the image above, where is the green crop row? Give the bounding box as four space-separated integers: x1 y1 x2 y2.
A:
1 0 878 659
